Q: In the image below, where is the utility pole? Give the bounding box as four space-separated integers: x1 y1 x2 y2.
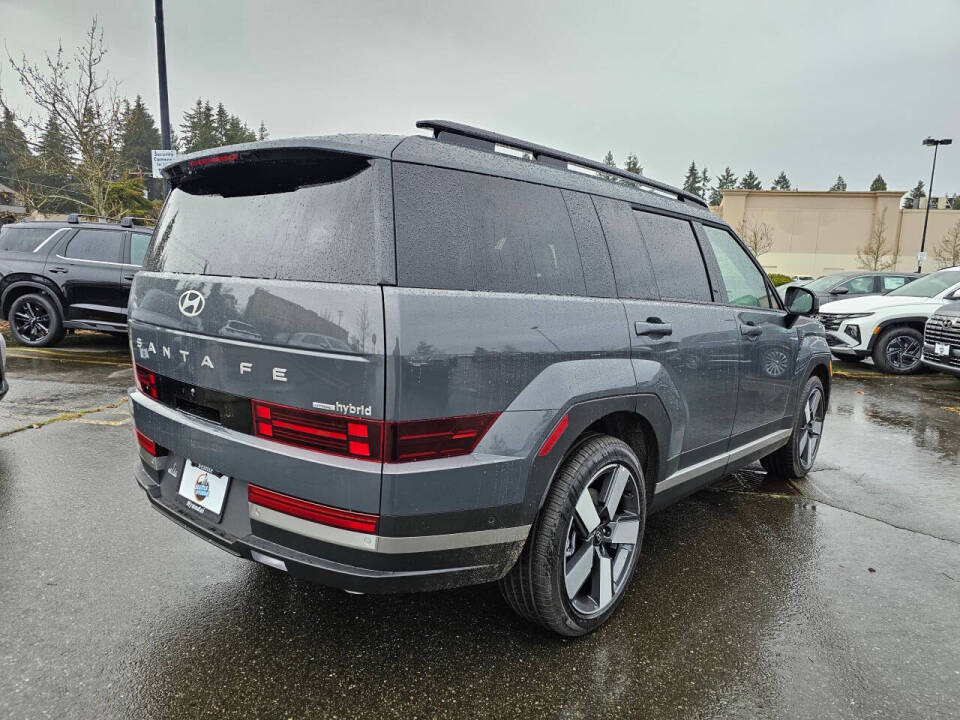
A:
918 137 952 272
155 0 172 195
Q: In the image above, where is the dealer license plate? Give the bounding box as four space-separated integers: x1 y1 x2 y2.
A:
935 342 951 357
177 459 231 521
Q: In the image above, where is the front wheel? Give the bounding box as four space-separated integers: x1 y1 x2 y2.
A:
499 435 647 636
872 326 923 374
8 293 64 347
761 375 826 479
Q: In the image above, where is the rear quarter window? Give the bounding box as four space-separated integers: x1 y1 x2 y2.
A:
0 227 55 253
393 164 586 296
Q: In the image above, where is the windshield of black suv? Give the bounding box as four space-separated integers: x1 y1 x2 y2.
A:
886 269 960 297
145 151 391 284
803 273 851 292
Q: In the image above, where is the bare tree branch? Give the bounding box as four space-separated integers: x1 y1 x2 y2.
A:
857 207 895 270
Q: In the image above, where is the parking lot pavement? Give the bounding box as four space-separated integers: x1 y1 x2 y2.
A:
0 345 958 719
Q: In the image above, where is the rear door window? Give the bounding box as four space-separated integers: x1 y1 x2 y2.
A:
836 275 874 295
882 275 911 291
63 229 123 263
393 164 586 295
633 211 712 303
146 152 393 284
592 197 660 300
0 226 56 252
129 233 150 266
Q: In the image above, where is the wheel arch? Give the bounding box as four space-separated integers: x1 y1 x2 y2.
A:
866 316 928 350
1 277 66 318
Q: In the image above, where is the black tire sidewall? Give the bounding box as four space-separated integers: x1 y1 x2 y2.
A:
539 437 647 636
8 293 63 347
791 375 825 476
873 326 923 374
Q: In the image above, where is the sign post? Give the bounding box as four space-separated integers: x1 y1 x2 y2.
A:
151 149 178 180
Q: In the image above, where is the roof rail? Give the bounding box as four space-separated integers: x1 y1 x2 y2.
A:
416 120 708 209
66 213 120 224
121 216 156 228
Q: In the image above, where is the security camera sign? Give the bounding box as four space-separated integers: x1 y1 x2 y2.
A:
151 149 178 178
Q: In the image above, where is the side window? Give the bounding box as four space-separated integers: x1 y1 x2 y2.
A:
63 229 123 263
561 190 616 298
633 211 712 303
701 225 774 308
592 197 660 300
882 275 910 291
0 227 55 252
129 233 150 266
394 164 586 295
837 276 874 294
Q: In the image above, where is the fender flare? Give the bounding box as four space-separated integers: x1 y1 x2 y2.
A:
0 278 66 318
866 316 929 351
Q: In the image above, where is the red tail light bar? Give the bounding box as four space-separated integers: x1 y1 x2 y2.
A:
135 428 159 456
248 483 378 533
251 399 497 463
134 364 158 399
188 152 239 167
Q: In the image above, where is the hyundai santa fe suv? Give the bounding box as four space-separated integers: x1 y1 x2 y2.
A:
129 121 830 635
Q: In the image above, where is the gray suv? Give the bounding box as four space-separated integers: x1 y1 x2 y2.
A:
129 121 830 636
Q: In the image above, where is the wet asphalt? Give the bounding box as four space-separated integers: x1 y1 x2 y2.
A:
0 331 958 719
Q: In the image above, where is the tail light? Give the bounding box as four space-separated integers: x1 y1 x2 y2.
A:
135 428 164 456
248 483 378 533
188 152 239 167
251 399 497 463
134 364 158 399
384 413 499 462
252 400 382 462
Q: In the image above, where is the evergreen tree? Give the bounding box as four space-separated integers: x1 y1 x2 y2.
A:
257 121 269 141
682 161 702 197
830 175 847 191
214 103 231 145
180 99 218 152
903 180 925 209
0 107 30 183
623 152 642 175
32 113 78 212
120 96 161 175
709 166 737 205
223 115 256 145
869 174 887 191
738 169 761 190
770 171 791 191
599 151 618 183
698 167 709 200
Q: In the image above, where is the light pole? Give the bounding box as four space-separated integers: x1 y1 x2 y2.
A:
917 137 952 272
155 0 172 195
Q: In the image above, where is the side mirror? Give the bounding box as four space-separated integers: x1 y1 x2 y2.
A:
830 287 848 295
785 286 819 316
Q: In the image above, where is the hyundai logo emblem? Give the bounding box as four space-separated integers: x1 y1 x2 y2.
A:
178 290 206 317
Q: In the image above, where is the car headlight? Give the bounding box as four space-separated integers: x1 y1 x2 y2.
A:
838 313 874 320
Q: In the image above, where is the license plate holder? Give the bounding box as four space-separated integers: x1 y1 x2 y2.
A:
935 342 951 357
176 459 231 523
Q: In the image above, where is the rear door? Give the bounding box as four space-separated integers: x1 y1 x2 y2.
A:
46 227 126 322
697 223 797 445
596 198 740 471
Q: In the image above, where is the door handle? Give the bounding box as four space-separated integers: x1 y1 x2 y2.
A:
635 319 673 337
48 267 68 274
740 322 763 339
123 274 136 281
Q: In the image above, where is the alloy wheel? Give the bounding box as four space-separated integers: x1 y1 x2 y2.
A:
885 335 921 371
797 387 824 471
563 462 641 617
13 300 51 343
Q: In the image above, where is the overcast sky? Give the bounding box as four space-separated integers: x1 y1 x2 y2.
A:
1 0 957 194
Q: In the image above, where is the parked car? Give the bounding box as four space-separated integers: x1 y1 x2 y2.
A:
777 271 919 304
128 121 830 636
819 266 960 373
922 301 960 378
0 215 152 347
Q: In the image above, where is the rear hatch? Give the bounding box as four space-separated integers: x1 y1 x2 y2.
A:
129 146 394 514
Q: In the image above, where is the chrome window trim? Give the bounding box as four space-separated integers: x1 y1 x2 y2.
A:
55 254 125 267
32 227 70 253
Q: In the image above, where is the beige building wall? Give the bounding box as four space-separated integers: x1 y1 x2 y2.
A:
717 190 960 275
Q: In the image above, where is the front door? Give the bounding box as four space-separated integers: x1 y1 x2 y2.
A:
697 223 798 445
47 228 125 323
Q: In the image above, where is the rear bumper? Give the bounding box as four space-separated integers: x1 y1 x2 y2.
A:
130 390 531 593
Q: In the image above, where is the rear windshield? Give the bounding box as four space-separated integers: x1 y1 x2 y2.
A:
0 226 55 252
144 152 392 284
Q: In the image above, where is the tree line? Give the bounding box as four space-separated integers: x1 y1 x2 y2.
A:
0 19 267 221
600 151 960 210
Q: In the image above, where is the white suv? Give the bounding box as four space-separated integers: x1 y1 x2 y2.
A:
818 266 960 374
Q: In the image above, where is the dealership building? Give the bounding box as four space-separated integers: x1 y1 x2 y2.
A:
717 189 959 276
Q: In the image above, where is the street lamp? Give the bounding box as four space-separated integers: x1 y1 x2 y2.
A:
917 137 952 272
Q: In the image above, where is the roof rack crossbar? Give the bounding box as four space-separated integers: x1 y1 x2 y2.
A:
416 120 708 208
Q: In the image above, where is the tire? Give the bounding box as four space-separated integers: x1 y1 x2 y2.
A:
761 375 826 479
7 293 64 347
499 435 647 636
871 326 924 375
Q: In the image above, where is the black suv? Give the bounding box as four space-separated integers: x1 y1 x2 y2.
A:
129 122 830 636
0 215 152 346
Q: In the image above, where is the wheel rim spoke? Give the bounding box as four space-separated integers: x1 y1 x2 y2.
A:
574 489 601 534
600 465 630 519
565 541 595 599
592 552 613 609
607 516 640 545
